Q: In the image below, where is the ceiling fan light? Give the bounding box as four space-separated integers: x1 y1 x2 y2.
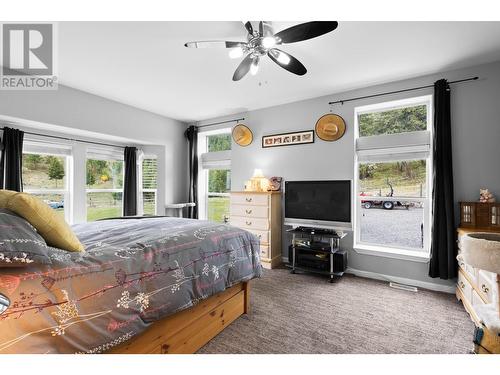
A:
276 51 291 65
250 58 259 76
229 47 244 59
262 36 276 49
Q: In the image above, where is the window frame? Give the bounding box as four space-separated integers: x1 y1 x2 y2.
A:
197 127 232 221
85 148 125 222
353 95 433 260
22 141 72 223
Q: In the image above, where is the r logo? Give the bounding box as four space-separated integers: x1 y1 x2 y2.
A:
2 23 53 76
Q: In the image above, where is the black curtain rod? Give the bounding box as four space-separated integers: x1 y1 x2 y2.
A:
197 117 245 128
0 126 125 149
328 76 479 105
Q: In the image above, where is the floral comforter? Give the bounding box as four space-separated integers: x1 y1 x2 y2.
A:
0 217 261 353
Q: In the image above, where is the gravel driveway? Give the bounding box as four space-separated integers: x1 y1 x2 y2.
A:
360 206 424 249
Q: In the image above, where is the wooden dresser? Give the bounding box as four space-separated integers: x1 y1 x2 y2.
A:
456 202 500 325
456 227 500 325
230 191 282 269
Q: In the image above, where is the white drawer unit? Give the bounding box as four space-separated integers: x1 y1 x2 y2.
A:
458 256 477 285
230 193 269 206
230 191 282 269
260 245 270 260
231 217 270 231
458 269 473 302
245 229 269 244
472 290 486 307
230 205 269 218
478 270 495 304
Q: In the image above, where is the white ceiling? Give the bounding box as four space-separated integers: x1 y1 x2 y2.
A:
58 21 500 122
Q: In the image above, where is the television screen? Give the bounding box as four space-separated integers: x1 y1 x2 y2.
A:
285 180 351 224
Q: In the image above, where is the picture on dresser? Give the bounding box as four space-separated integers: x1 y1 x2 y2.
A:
262 130 315 148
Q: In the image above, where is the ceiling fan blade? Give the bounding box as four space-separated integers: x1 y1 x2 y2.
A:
267 48 307 76
244 21 254 35
259 21 264 36
261 21 274 37
232 54 254 81
274 21 338 44
184 40 246 48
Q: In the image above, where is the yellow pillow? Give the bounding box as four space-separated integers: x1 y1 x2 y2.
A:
0 189 17 207
0 190 84 252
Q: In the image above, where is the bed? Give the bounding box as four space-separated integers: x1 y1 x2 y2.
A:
0 216 262 354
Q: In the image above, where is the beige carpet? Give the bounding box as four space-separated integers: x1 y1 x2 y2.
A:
198 268 475 354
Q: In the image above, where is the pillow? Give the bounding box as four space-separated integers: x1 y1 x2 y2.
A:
0 208 53 267
0 190 84 252
0 189 17 207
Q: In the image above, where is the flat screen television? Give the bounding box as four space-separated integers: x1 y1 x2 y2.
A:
284 180 352 229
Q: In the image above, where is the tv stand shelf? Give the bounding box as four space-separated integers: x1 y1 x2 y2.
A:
286 227 347 282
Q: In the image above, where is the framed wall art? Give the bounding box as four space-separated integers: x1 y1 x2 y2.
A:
262 130 314 148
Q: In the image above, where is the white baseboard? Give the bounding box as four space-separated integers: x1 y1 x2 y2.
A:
281 257 456 294
345 267 456 294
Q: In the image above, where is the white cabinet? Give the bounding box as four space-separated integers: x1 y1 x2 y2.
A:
230 191 282 269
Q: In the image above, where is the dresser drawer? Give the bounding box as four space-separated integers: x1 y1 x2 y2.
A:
230 204 269 218
457 270 473 302
245 229 269 244
231 217 269 231
231 193 269 206
457 256 477 285
260 245 270 260
472 289 486 306
478 270 494 303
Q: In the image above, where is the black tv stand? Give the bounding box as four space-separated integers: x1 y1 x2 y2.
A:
286 227 347 282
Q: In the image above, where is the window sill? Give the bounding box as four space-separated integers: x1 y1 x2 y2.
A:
353 244 430 263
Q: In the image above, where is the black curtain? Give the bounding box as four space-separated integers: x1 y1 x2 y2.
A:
123 146 137 216
185 125 198 219
429 79 456 279
0 127 24 192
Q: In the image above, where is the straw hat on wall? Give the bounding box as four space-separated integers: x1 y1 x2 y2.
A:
232 124 253 146
315 114 346 141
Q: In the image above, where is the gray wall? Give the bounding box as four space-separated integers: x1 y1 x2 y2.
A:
0 84 189 207
199 60 500 289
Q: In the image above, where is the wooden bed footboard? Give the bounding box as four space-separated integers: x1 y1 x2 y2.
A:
108 281 250 354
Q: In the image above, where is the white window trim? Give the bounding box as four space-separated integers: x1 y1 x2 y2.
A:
22 141 72 223
353 95 433 260
197 127 232 220
354 243 430 263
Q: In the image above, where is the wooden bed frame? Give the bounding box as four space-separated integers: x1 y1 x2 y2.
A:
108 281 250 354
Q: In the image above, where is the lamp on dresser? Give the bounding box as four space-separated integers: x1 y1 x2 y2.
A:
229 191 282 269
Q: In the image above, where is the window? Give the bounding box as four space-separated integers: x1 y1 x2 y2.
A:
140 156 157 215
207 133 231 152
22 142 71 222
358 104 427 137
198 128 231 223
354 96 432 257
207 169 231 223
85 151 124 221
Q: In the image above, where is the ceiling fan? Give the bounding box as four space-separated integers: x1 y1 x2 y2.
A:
184 21 338 81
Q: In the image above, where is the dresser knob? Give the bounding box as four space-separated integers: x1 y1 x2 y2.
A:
481 284 489 293
246 221 252 226
245 209 253 214
245 197 252 202
460 281 465 289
